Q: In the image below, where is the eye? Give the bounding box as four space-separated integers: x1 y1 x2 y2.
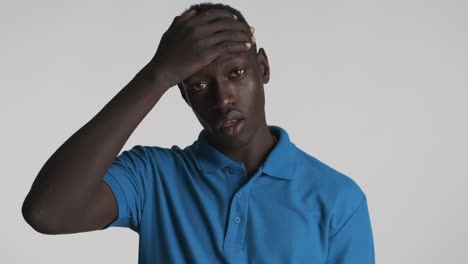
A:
192 82 208 92
230 68 245 78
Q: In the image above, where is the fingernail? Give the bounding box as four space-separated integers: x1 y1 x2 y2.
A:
233 14 238 20
250 26 255 34
245 42 251 48
251 36 256 43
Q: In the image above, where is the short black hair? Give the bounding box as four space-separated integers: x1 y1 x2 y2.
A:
177 2 257 104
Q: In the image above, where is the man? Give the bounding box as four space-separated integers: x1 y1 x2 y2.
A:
22 2 375 263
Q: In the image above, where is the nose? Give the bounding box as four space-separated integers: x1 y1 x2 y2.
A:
212 80 236 111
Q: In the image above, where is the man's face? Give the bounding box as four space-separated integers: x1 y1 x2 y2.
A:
181 48 270 149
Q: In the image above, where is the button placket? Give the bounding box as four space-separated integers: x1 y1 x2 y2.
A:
223 187 250 250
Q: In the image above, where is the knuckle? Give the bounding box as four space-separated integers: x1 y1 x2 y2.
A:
245 25 252 33
237 31 249 41
195 38 207 49
224 31 248 42
218 41 234 53
240 23 250 33
222 30 235 39
200 48 210 58
213 42 225 53
219 41 230 49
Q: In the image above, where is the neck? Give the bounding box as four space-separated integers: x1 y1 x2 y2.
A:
215 124 277 178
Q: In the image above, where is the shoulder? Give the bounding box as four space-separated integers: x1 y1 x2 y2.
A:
116 145 174 164
118 143 199 171
294 146 365 197
293 145 367 228
120 144 191 158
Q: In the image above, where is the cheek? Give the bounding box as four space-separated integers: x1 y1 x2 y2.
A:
187 98 207 119
192 105 210 120
245 81 265 110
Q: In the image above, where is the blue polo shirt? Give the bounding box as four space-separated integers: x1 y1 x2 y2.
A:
100 125 375 263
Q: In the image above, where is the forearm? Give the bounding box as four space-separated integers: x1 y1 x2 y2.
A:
22 63 169 230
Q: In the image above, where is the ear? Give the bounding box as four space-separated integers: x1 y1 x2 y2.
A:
256 48 270 84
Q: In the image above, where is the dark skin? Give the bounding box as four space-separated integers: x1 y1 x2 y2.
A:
181 48 274 178
22 8 271 234
155 8 275 176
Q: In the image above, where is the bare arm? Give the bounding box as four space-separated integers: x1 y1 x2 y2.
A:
21 63 171 234
21 8 254 234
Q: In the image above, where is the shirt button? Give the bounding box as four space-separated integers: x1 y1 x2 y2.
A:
236 193 242 198
228 167 236 174
234 216 241 224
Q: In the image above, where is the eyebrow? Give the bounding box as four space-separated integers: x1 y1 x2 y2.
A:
184 54 249 84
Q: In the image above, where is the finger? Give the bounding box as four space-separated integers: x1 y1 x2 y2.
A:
174 9 197 26
205 30 254 47
199 18 252 36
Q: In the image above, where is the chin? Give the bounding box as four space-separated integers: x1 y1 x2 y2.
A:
206 122 250 148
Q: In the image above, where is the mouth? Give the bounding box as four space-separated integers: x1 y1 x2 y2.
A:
222 119 241 127
218 118 245 136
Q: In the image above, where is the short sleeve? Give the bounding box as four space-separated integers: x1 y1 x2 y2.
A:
325 195 375 264
99 145 152 232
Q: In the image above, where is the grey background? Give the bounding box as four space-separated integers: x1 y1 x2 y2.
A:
2 0 467 263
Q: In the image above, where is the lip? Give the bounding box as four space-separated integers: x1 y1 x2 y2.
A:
217 112 245 129
219 118 244 136
222 119 241 127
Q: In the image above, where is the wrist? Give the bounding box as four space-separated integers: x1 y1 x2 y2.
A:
139 61 175 90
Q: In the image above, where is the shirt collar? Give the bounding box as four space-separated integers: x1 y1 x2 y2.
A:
195 125 297 180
